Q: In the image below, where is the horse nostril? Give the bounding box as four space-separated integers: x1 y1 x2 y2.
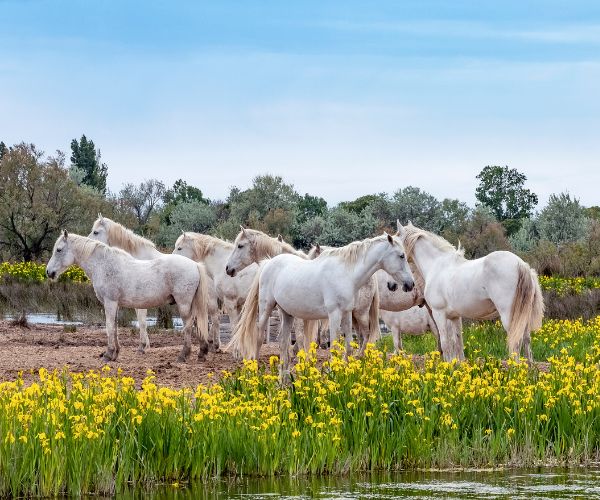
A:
403 281 414 292
387 282 398 292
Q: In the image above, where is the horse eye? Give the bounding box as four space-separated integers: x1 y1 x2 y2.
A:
238 244 244 249
56 248 62 253
400 254 405 259
177 247 182 251
93 231 99 235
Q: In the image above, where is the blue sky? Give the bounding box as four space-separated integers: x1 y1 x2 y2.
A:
1 1 599 208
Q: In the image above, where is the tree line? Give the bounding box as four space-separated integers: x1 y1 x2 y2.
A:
0 138 599 276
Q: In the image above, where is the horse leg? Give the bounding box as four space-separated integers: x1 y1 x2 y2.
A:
177 304 194 363
102 300 120 362
319 318 330 349
256 297 275 360
328 309 343 354
135 308 150 353
431 309 462 362
207 308 221 353
392 326 403 353
341 311 353 356
355 312 370 356
279 311 295 382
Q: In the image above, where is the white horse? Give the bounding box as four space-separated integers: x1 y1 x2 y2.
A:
89 215 222 352
380 307 438 352
226 228 384 352
307 244 387 351
172 232 257 328
227 233 415 377
46 231 210 363
225 227 318 349
397 221 544 362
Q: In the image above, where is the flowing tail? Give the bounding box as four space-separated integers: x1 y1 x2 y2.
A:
226 269 261 359
507 261 545 356
191 263 210 341
367 280 381 344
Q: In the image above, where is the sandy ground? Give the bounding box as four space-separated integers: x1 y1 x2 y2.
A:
0 317 297 388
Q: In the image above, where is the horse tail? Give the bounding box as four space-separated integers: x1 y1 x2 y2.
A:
226 268 261 359
367 282 381 344
191 263 210 341
507 260 544 356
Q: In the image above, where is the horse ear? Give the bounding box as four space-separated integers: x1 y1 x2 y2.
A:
396 220 406 237
277 234 283 242
316 243 321 253
385 232 393 244
63 229 69 240
240 225 247 235
98 212 103 220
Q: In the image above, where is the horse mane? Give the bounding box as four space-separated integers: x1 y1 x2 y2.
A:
97 217 157 254
236 228 306 259
177 232 233 260
401 223 465 260
319 235 390 266
69 234 131 261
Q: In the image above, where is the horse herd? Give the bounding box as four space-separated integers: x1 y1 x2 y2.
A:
45 215 544 377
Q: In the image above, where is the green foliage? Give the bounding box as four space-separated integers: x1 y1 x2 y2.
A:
70 135 108 195
537 192 589 245
157 201 217 246
475 166 538 235
460 206 510 259
339 194 379 214
0 141 6 161
0 144 87 261
296 194 327 223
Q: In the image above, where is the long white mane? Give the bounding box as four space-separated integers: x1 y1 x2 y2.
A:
401 223 465 260
235 228 305 258
319 234 392 266
93 216 157 254
69 233 132 261
176 232 233 260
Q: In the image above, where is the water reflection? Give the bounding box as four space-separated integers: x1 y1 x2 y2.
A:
114 469 600 499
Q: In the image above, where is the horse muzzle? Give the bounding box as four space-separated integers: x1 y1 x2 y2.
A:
225 266 236 277
387 281 398 292
402 280 415 292
46 269 56 280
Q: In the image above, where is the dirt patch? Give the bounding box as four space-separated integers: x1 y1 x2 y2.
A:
0 319 292 388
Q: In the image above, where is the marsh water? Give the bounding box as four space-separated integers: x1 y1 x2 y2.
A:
111 469 600 499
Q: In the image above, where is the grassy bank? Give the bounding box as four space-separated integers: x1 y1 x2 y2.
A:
2 317 600 496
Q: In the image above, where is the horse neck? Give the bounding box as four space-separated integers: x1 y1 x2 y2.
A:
108 230 161 259
254 237 306 262
70 243 107 281
409 237 449 280
131 244 162 259
348 242 386 289
201 243 232 278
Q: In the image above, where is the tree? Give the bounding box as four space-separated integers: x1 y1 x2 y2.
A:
0 142 6 161
70 135 108 194
228 174 300 224
460 206 511 259
296 193 327 223
161 179 208 226
537 192 589 245
339 194 379 215
509 218 540 253
163 179 208 206
156 201 217 247
118 179 166 229
0 143 84 260
389 187 442 232
475 166 538 235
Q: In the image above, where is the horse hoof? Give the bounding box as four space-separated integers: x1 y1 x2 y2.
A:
137 347 146 354
177 354 188 363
